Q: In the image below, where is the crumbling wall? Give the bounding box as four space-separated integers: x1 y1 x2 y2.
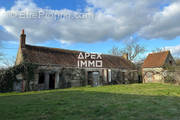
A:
60 68 86 88
111 69 138 84
17 66 139 92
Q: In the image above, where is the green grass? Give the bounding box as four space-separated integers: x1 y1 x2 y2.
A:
0 83 180 120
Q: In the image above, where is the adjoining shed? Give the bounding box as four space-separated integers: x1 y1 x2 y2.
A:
142 51 176 83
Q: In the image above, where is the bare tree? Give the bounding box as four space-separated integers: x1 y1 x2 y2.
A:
108 46 122 56
1 56 16 68
0 47 4 67
109 41 146 61
0 41 4 60
0 53 4 69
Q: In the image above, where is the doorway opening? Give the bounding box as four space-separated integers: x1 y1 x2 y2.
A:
87 71 93 85
49 73 55 89
87 71 100 87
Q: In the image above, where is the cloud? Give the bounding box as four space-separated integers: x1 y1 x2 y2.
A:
0 0 179 44
1 0 122 44
0 0 98 44
165 45 180 56
87 0 174 39
0 29 16 41
140 1 180 40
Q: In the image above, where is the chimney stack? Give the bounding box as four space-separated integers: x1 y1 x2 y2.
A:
20 29 26 48
123 53 128 60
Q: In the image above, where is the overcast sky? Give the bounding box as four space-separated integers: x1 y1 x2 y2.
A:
0 0 180 63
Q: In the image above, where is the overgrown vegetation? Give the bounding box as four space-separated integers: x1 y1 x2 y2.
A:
0 84 180 120
163 65 177 84
164 65 176 72
0 63 37 92
175 58 180 66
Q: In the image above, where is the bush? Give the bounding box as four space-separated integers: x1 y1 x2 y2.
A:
0 63 37 92
164 73 176 84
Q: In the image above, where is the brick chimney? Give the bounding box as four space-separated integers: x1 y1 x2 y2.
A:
20 29 26 48
123 53 128 60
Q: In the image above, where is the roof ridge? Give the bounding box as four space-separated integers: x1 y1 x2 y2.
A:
143 50 170 68
20 44 135 69
25 44 83 53
149 50 170 55
25 44 129 59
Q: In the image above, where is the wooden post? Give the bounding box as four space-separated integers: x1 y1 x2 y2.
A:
55 71 60 89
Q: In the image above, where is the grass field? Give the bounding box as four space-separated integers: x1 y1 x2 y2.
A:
0 83 180 120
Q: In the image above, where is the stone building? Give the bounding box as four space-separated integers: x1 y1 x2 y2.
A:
14 30 138 92
142 51 176 83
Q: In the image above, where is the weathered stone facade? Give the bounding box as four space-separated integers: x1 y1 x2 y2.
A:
14 66 139 92
142 51 176 83
142 68 164 83
173 70 180 85
14 30 139 92
111 69 138 84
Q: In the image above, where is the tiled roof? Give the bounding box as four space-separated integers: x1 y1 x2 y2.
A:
21 45 136 69
142 51 170 68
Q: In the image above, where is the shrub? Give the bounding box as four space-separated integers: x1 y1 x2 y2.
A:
0 63 37 92
164 75 176 84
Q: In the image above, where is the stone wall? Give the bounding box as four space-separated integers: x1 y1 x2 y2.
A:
60 68 86 88
16 66 139 91
111 69 138 84
15 48 24 65
164 71 180 85
174 71 180 85
26 67 87 91
143 67 180 84
111 69 124 84
142 68 164 83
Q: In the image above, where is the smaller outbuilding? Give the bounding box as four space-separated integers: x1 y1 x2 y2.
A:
142 51 176 83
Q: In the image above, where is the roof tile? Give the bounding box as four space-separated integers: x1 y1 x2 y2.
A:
142 51 170 68
22 45 136 69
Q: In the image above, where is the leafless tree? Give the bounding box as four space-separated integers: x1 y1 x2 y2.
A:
0 47 4 68
109 41 146 61
0 41 15 68
1 56 16 68
0 54 4 69
108 46 122 56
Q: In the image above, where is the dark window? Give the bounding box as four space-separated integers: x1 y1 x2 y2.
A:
39 72 45 84
87 71 93 85
49 73 55 89
169 61 172 65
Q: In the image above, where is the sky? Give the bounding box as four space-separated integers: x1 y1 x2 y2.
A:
0 0 180 66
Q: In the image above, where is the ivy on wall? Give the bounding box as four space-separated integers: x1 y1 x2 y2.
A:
164 65 176 84
0 63 37 92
